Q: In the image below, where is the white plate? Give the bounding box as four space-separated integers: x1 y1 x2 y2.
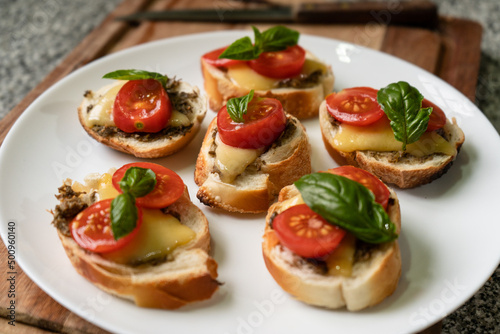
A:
1 31 499 334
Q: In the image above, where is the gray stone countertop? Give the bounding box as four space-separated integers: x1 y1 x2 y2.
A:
0 0 498 333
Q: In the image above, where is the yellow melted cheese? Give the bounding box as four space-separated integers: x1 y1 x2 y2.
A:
214 134 263 183
82 81 191 129
325 233 356 277
73 172 195 265
227 58 327 91
84 81 126 127
333 117 456 157
101 210 195 265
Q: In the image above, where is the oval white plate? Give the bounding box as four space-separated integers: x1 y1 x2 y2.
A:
1 31 499 334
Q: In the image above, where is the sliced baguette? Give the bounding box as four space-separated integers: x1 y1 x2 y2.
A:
51 176 219 309
319 100 465 188
201 54 334 119
194 115 312 213
262 183 401 311
78 80 207 158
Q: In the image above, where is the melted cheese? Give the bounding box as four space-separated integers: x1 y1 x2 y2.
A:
325 233 356 277
214 134 262 183
84 81 126 128
227 64 277 90
101 210 195 265
81 81 191 129
227 58 327 91
333 117 456 157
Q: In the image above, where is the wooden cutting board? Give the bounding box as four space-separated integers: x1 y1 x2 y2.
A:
0 0 482 333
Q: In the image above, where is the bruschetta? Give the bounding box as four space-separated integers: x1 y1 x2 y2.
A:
320 82 465 188
262 166 401 311
201 26 334 119
78 70 206 158
50 162 219 309
194 91 311 213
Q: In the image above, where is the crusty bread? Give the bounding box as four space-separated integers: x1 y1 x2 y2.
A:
194 115 311 213
319 100 465 188
78 80 207 158
201 55 334 119
262 183 401 311
52 177 219 309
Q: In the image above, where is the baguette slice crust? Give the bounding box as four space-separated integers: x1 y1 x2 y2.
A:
319 100 465 188
53 179 219 309
201 55 334 119
262 184 401 311
194 115 312 213
78 81 207 158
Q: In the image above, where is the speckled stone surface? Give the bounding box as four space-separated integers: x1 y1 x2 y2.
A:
0 0 498 333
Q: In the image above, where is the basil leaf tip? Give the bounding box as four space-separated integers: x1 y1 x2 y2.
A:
226 90 255 123
102 69 169 89
219 25 299 61
377 81 432 151
294 173 398 244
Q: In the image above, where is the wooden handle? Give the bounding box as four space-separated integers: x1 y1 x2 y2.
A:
296 0 439 28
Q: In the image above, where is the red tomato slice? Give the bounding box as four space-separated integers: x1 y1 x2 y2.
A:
112 162 184 209
273 204 346 258
70 199 142 253
326 87 385 126
113 79 172 133
248 45 306 79
422 98 447 131
217 97 287 149
326 166 390 209
202 46 244 68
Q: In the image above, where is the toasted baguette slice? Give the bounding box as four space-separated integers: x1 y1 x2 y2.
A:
201 54 334 119
78 80 206 158
262 184 401 311
194 115 311 213
51 176 219 310
319 100 465 188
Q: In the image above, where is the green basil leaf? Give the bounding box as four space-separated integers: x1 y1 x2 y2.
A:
219 25 299 60
377 81 432 151
295 173 398 244
118 167 157 198
260 25 299 52
110 192 138 240
226 90 255 123
218 36 257 60
252 26 263 53
102 69 168 88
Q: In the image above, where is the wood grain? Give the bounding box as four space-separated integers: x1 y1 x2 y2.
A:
381 25 441 73
436 16 483 101
0 0 483 333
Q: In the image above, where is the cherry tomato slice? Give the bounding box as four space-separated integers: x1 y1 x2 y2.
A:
113 79 172 133
273 204 346 258
70 199 142 253
112 162 184 209
217 97 287 149
202 46 244 68
326 87 385 126
326 166 390 209
422 98 447 132
248 45 306 79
